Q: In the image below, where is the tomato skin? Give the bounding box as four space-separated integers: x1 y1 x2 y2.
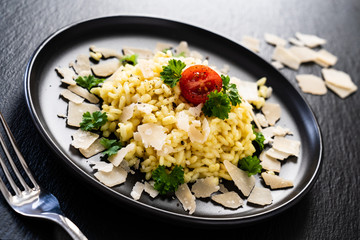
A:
179 65 222 104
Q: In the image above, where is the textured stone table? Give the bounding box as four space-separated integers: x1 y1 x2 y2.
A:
0 0 359 239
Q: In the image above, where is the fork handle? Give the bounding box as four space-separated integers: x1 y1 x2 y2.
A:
48 213 88 240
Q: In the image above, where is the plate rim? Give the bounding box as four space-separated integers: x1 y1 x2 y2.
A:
24 15 323 226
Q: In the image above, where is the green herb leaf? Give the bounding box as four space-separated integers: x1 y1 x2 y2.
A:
238 156 262 177
252 128 265 156
221 75 241 106
121 54 138 66
100 138 123 157
152 165 184 195
79 111 108 131
202 90 231 120
160 59 186 88
75 75 105 91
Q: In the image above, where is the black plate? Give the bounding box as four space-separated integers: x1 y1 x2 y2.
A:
24 16 322 226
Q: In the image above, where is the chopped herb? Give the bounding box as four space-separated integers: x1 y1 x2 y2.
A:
79 111 108 131
121 54 138 66
238 156 262 177
75 75 105 91
160 59 186 88
202 90 231 120
100 138 123 157
152 165 184 195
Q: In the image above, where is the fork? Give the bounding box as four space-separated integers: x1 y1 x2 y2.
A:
0 112 87 240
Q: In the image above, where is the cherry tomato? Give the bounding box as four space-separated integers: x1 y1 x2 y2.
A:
179 65 222 104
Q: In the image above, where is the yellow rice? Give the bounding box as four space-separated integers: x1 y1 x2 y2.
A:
91 51 255 183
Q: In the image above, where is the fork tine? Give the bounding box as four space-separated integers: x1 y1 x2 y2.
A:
0 112 39 193
0 151 22 195
0 168 12 201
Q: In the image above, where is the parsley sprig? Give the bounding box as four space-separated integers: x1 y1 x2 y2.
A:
121 54 138 66
79 111 108 131
100 138 123 157
202 75 242 119
75 75 105 91
160 59 186 87
238 156 262 177
152 165 185 195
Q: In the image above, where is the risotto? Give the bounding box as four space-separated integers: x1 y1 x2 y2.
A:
91 50 256 183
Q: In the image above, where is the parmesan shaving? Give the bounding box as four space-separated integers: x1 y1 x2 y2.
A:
188 118 210 143
123 47 154 59
144 182 159 198
247 186 272 206
60 89 84 104
231 78 259 101
289 46 318 63
67 85 99 104
89 45 123 59
315 49 338 67
223 160 255 197
211 191 243 209
259 151 281 173
94 166 127 187
295 32 326 48
272 46 301 70
265 148 292 160
137 123 167 150
295 74 327 95
241 36 260 53
71 129 99 149
261 172 293 189
175 183 196 214
90 161 113 173
91 60 121 77
69 54 91 76
261 102 281 126
108 143 136 167
272 136 301 157
321 68 357 91
264 33 287 46
176 111 190 132
67 101 100 127
55 67 76 85
79 139 106 158
191 176 220 198
130 182 145 200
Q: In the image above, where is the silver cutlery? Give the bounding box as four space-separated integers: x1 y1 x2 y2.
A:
0 111 87 240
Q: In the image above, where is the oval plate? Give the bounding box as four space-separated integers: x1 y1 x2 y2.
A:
24 16 322 226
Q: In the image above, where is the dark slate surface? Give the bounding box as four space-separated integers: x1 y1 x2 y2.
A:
0 0 359 239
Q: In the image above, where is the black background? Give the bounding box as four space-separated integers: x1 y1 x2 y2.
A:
0 1 359 239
